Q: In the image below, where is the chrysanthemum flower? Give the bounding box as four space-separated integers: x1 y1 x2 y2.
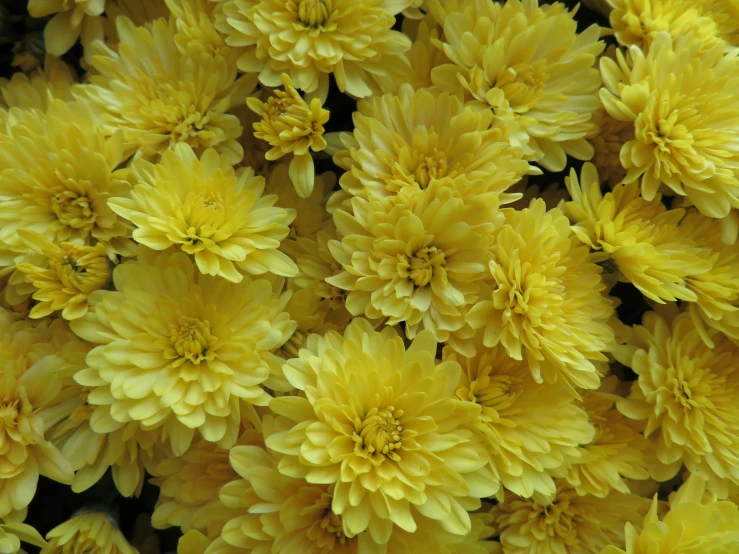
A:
601 474 739 554
0 520 46 553
443 338 595 499
616 309 739 497
0 56 75 113
70 248 296 456
563 163 713 304
467 199 615 391
41 512 137 554
333 85 532 207
266 319 499 546
590 109 633 187
491 480 651 554
214 0 412 99
0 311 75 518
328 184 501 352
167 0 231 60
74 16 251 164
429 0 604 171
246 74 329 198
27 0 105 57
566 376 651 498
108 143 297 282
152 424 262 537
600 32 739 218
15 232 110 320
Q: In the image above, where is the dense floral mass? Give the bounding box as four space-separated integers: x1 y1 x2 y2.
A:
0 0 738 553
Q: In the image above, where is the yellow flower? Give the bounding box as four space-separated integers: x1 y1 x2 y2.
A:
166 0 231 60
0 312 74 518
0 56 75 113
590 109 633 187
430 0 605 171
74 16 252 164
109 143 298 282
214 0 412 99
333 85 532 207
563 163 714 304
616 309 739 497
402 14 449 90
491 480 651 554
247 74 329 198
467 199 616 391
41 512 137 554
600 32 739 218
328 184 501 353
27 0 105 57
70 248 296 456
15 232 110 320
443 337 595 499
0 520 46 554
566 375 651 498
601 474 739 554
152 424 263 537
266 319 499 546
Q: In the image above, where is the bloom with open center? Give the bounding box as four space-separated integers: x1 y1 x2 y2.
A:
333 85 532 207
266 319 499 547
443 336 595 499
71 248 296 456
74 16 251 164
600 31 739 218
563 163 713 304
491 480 651 554
214 0 412 99
247 74 330 198
616 309 739 497
109 143 297 282
429 0 604 172
467 199 616 392
328 184 501 354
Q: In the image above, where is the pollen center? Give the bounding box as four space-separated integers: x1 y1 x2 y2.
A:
169 316 217 364
354 406 404 461
297 0 333 27
51 189 96 233
472 374 522 412
496 61 548 112
399 245 446 288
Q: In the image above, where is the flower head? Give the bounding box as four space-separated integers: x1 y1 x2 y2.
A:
15 232 110 320
71 248 296 456
74 16 250 164
266 319 499 546
167 0 232 60
444 338 595 499
600 32 739 218
41 512 137 554
27 0 105 57
467 199 616 391
617 309 739 497
247 74 329 198
109 143 297 282
430 0 605 171
215 0 412 98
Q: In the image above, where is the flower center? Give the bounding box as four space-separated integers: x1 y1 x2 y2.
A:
353 406 404 461
297 0 333 27
0 399 20 429
533 493 579 546
495 61 548 112
55 244 110 293
471 374 522 412
399 245 446 288
413 150 448 189
51 189 96 233
169 316 218 364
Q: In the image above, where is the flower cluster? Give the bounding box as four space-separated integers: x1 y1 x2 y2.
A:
0 0 738 553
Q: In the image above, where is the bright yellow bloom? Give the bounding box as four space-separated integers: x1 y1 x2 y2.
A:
467 199 615 391
247 74 329 198
333 85 532 207
590 109 633 187
214 0 412 99
0 312 75 518
617 309 739 497
491 480 651 554
563 163 713 304
15 232 110 320
75 16 251 164
328 184 501 353
0 56 75 114
444 337 595 499
71 248 296 456
601 474 739 554
27 0 105 57
430 0 604 172
109 143 298 282
600 32 739 218
0 520 46 554
566 375 651 498
166 0 231 60
266 319 499 546
41 512 137 554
